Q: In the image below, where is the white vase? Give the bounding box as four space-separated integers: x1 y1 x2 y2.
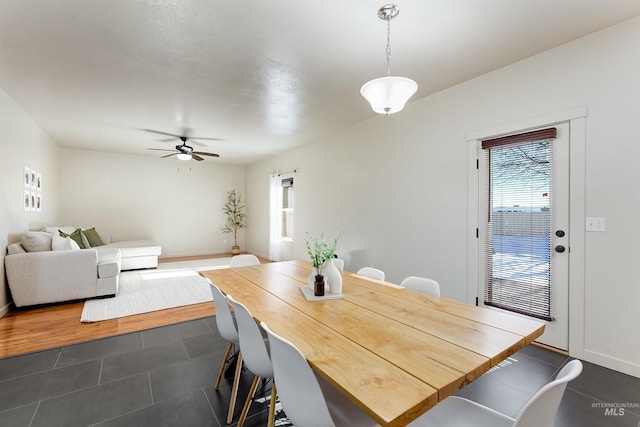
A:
324 258 343 294
307 267 319 286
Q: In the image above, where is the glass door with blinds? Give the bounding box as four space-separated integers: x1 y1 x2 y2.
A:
478 123 569 350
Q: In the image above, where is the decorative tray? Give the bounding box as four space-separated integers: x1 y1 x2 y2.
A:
299 285 344 301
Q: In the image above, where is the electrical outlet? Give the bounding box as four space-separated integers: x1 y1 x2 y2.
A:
586 217 606 232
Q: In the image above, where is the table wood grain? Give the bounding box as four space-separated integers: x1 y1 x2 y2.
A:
200 260 544 427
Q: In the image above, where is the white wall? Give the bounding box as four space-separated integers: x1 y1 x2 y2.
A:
245 17 640 376
58 149 245 258
0 88 59 314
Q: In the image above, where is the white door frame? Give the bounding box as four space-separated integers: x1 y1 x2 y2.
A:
466 106 587 359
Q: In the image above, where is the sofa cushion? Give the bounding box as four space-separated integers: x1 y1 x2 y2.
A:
82 227 105 247
52 234 81 251
7 243 26 254
21 232 52 252
60 228 88 249
106 240 162 257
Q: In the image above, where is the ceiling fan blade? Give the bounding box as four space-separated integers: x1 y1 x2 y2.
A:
147 148 177 152
190 136 225 141
161 153 178 158
157 138 177 142
142 129 182 138
191 154 205 161
193 151 220 157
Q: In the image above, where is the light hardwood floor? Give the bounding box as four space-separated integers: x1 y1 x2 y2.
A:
0 254 266 359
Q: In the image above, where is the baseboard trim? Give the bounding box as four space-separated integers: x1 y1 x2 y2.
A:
532 341 569 356
584 349 640 378
0 302 11 318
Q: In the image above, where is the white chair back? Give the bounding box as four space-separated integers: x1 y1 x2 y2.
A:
209 281 246 423
208 281 238 343
513 359 583 427
400 276 440 297
261 322 337 427
408 359 583 427
226 295 273 378
230 254 260 267
356 267 385 281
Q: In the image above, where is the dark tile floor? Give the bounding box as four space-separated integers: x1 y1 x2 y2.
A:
0 317 638 426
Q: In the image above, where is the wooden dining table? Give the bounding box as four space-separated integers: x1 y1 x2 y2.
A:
200 260 545 427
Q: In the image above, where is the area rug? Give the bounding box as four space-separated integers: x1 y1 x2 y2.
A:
80 257 231 322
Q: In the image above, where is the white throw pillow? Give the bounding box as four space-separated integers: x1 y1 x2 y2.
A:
69 238 81 250
53 235 81 251
52 234 72 251
21 231 52 252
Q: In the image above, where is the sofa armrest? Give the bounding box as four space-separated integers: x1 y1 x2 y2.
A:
5 249 99 307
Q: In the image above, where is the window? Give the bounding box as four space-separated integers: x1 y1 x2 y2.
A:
281 177 294 240
482 128 556 321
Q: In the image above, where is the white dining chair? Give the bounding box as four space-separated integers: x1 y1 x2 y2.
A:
261 321 378 427
229 254 260 267
409 359 583 427
356 266 385 281
400 276 440 297
226 295 277 427
208 281 244 424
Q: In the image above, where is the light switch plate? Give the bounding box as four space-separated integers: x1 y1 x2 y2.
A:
586 217 606 232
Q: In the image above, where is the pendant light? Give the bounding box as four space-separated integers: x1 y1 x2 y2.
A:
360 4 417 115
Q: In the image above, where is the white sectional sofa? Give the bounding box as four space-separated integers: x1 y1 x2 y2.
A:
4 226 162 307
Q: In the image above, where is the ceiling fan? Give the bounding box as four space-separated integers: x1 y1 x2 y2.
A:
144 129 222 161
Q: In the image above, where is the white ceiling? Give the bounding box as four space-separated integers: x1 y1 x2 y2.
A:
1 1 639 165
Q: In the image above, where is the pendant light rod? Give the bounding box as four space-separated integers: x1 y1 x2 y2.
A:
379 4 398 76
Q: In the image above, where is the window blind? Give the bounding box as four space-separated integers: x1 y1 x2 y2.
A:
281 177 294 239
481 128 556 321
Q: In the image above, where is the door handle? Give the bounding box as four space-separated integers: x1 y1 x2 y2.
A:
555 245 566 253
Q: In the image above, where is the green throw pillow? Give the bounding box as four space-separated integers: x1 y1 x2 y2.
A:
59 228 87 249
82 227 105 247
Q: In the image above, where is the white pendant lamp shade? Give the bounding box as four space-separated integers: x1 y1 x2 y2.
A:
361 4 417 115
176 153 191 161
360 75 418 115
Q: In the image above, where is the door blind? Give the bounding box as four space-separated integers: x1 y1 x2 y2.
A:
481 128 556 321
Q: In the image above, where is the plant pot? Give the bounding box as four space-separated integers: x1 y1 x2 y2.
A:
307 267 319 286
231 245 240 255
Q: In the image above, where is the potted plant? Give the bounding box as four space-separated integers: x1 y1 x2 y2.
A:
221 189 247 255
305 231 343 296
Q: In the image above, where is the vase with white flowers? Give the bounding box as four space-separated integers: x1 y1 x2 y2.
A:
305 231 343 296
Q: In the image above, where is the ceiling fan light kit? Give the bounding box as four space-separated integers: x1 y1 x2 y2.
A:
361 4 418 115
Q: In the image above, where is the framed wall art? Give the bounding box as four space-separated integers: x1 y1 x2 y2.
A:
24 190 31 211
24 166 30 188
23 167 43 213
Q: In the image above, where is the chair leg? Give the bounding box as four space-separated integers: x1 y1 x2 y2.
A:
267 382 277 427
226 352 244 424
237 375 260 427
215 341 233 390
